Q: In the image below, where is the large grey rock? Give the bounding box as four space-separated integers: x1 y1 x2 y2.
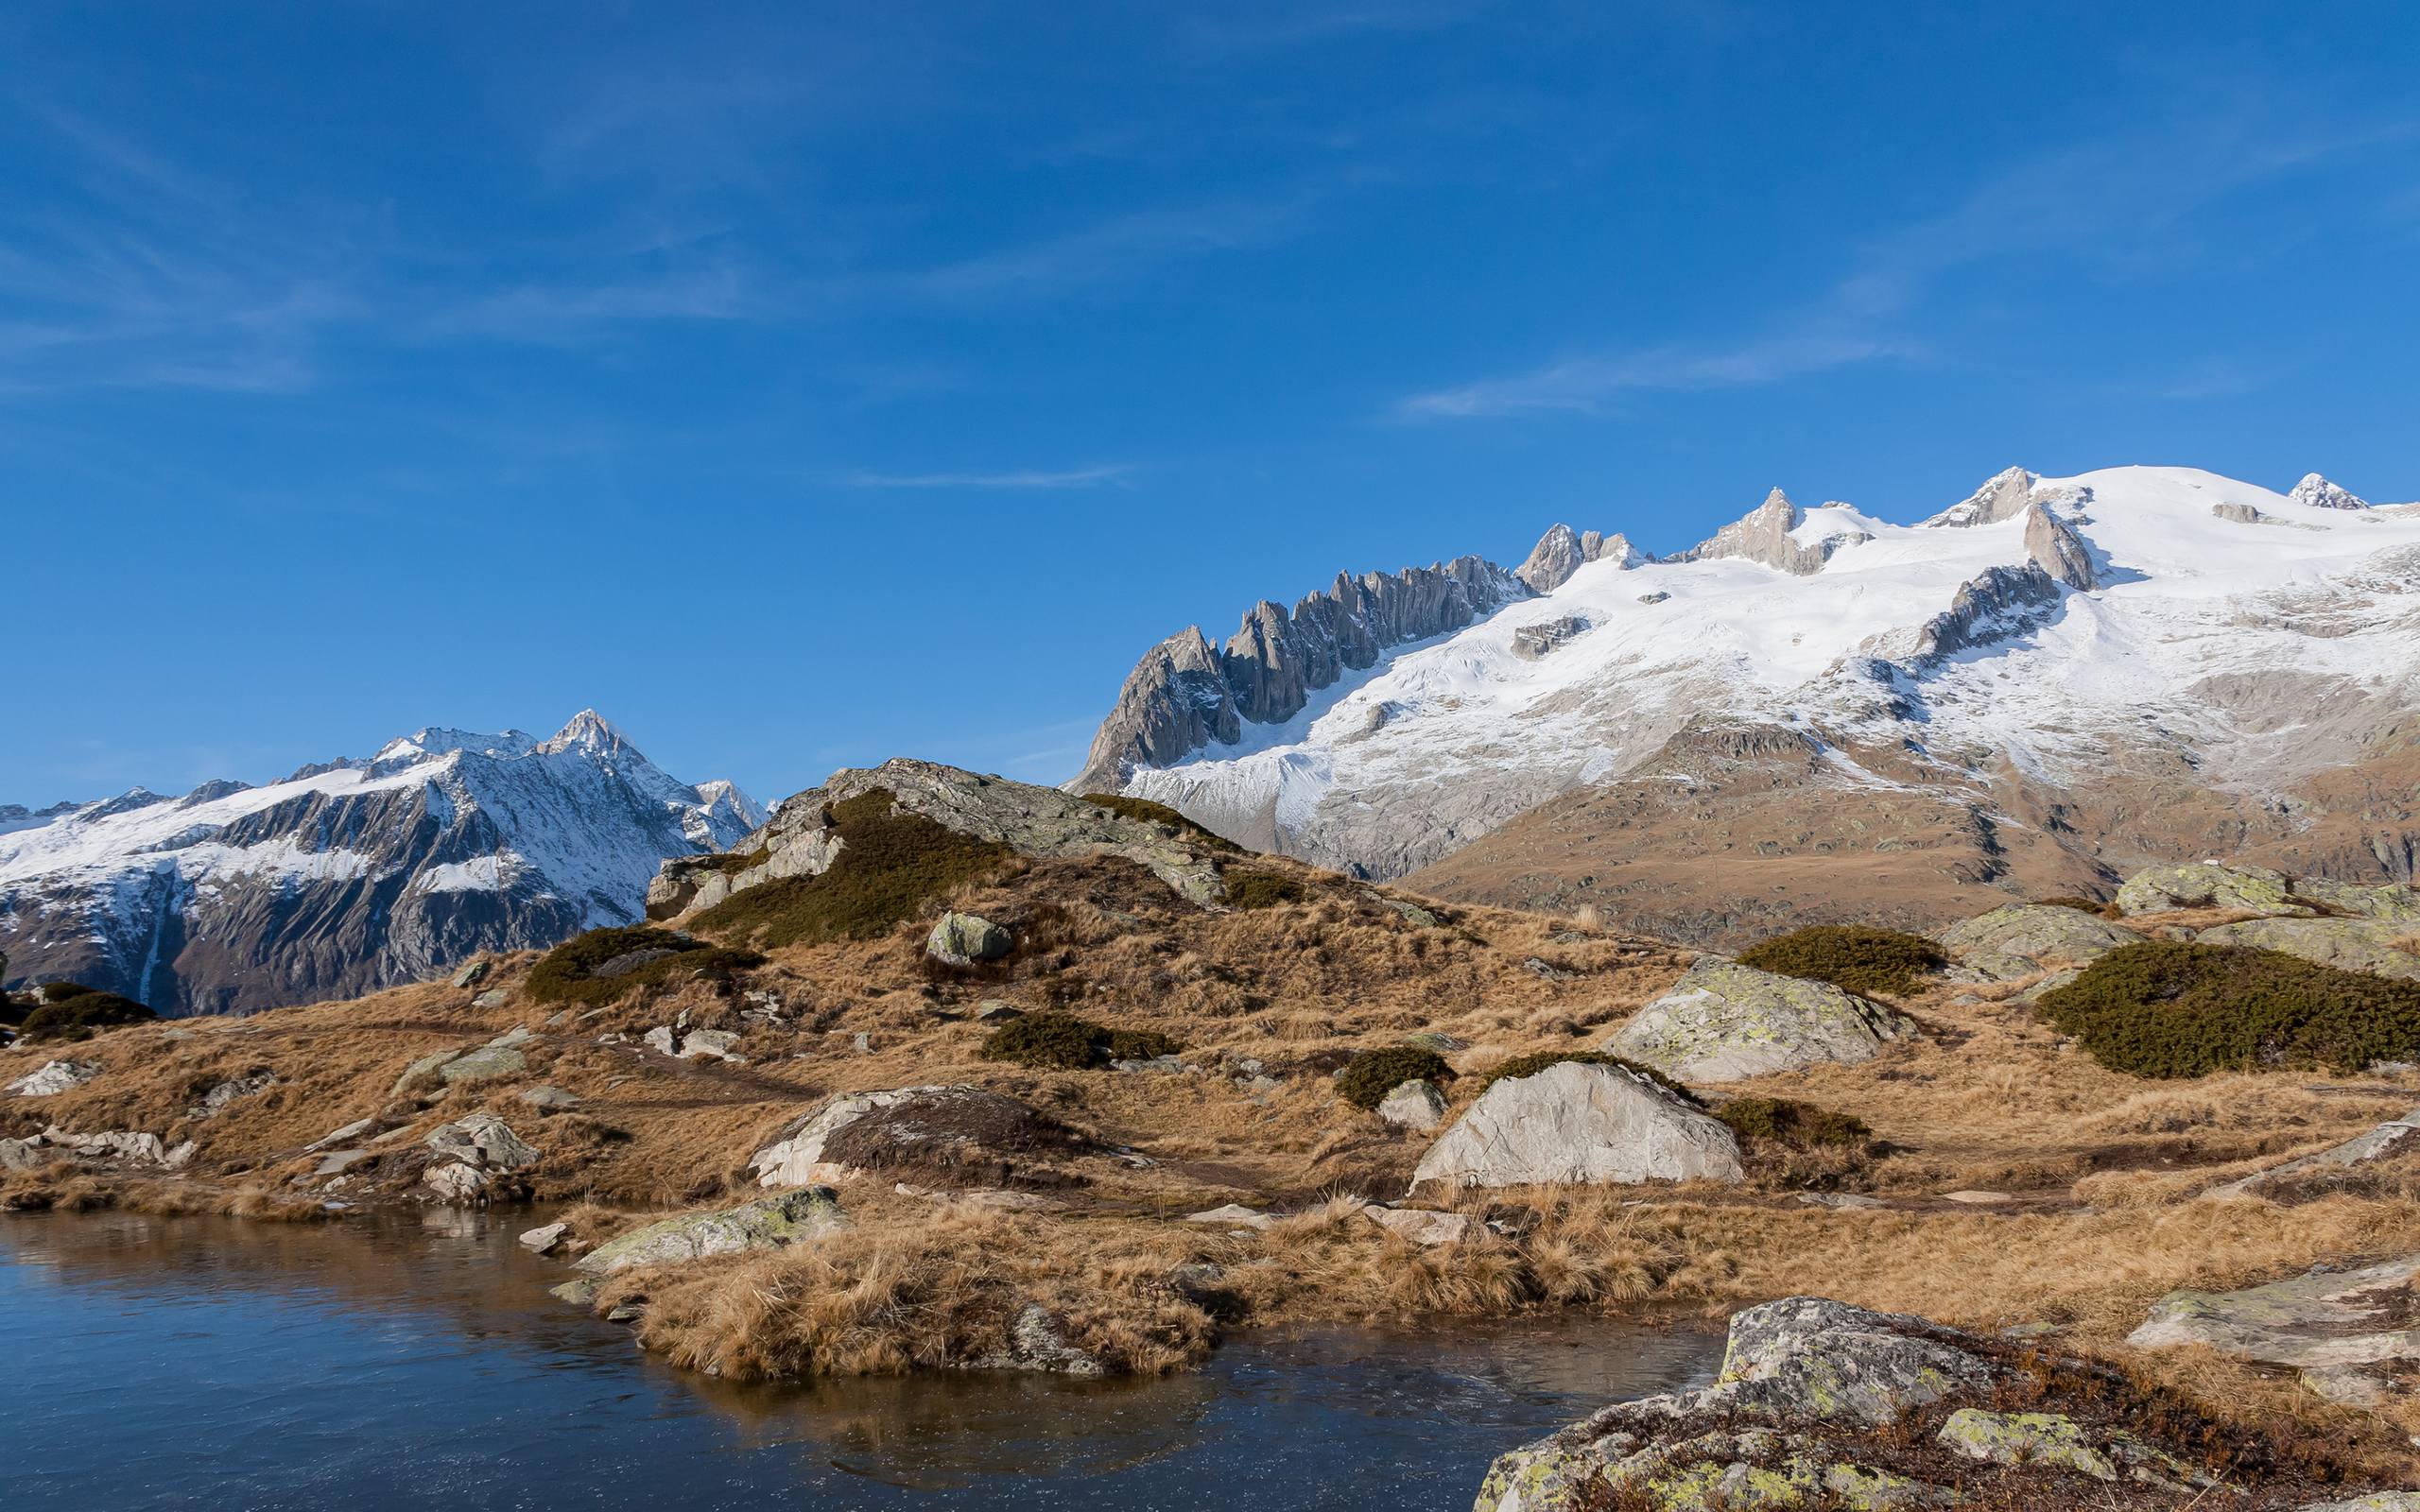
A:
576 1187 847 1275
2197 916 2420 981
750 1084 1081 1189
34 1126 195 1168
0 1136 44 1171
2292 878 2420 922
2116 860 2311 917
424 1113 540 1172
2129 1254 2420 1405
438 1044 527 1085
1410 1060 1742 1191
1937 903 2142 980
927 912 1011 967
651 760 1227 917
1605 960 1910 1083
1377 1077 1448 1132
8 1059 99 1097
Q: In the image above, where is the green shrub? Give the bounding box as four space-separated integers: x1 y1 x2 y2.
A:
2035 940 2420 1078
2034 896 2116 918
1735 925 1946 997
1221 869 1307 910
1476 1049 1698 1103
979 1011 1181 1071
525 925 764 1006
18 983 156 1040
1080 793 1241 852
690 789 1014 950
1334 1045 1455 1109
1715 1096 1873 1150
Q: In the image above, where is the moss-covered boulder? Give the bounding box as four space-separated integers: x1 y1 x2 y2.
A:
2195 916 2420 982
1604 960 1910 1083
2115 861 2311 917
1937 903 2144 980
576 1187 848 1275
926 911 1012 967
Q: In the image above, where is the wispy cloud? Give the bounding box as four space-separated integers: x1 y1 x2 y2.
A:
1400 113 2415 421
843 464 1136 490
872 199 1303 304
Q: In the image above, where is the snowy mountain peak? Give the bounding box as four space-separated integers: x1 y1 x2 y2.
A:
372 726 543 766
1925 465 2038 527
540 708 629 757
1517 524 1647 593
2289 472 2370 511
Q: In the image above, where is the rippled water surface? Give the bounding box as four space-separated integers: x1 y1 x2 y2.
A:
3 1207 1719 1510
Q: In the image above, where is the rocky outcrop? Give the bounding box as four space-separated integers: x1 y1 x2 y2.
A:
1410 1059 1742 1191
2290 473 2371 511
1604 961 1910 1083
1515 524 1648 593
8 1059 99 1097
1937 903 2143 980
2292 878 2420 922
576 1186 848 1275
0 712 760 1017
1910 563 2063 662
2116 861 2312 916
1509 615 1591 661
650 760 1227 919
969 1303 1105 1376
2023 502 2097 590
2197 917 2420 980
1071 554 1529 792
1926 465 2040 526
420 1113 539 1204
750 1084 1091 1192
19 1125 196 1169
1679 490 1869 576
2129 1254 2420 1407
2204 1109 2420 1201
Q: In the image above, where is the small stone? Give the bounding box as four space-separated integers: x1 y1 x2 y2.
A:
314 1148 372 1177
642 1026 677 1056
972 1001 1022 1022
305 1116 376 1151
424 1113 541 1171
519 1222 569 1255
518 1085 581 1111
677 1029 742 1061
1941 1190 2015 1205
548 1278 596 1307
1377 1078 1448 1132
423 1162 490 1202
926 912 1012 967
451 958 492 988
1364 1205 1472 1246
1186 1203 1276 1231
472 988 510 1009
437 1045 526 1085
605 1304 645 1324
1795 1192 1888 1210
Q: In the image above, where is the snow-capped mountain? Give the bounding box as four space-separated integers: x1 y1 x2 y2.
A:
0 712 761 1015
1080 467 2420 940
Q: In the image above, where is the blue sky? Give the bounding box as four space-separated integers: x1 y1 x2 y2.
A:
8 1 2417 808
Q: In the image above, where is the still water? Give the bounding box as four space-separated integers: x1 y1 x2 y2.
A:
2 1207 1718 1511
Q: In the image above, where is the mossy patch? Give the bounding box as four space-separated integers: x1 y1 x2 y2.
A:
1736 925 1946 997
1220 869 1307 910
1477 1049 1698 1103
14 983 156 1040
690 789 1015 950
1334 1045 1455 1110
978 1011 1181 1071
1079 793 1240 852
525 925 764 1006
2035 939 2420 1077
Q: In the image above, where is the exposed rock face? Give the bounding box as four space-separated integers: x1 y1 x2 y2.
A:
2023 501 2097 589
2293 878 2420 922
0 712 760 1017
1604 960 1910 1083
927 912 1012 967
2196 917 2420 981
424 1113 540 1172
750 1084 1090 1192
2129 1254 2420 1407
1937 903 2144 980
1509 615 1591 661
1910 563 2062 662
2290 473 2371 511
1515 524 1648 593
1410 1060 1742 1191
576 1187 847 1276
26 1125 196 1168
2204 1109 2420 1201
1680 489 1869 576
1071 554 1529 792
2117 861 2312 916
650 760 1226 919
8 1059 99 1097
1927 465 2040 526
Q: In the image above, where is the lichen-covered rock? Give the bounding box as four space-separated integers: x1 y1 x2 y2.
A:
750 1085 1084 1191
2196 917 2420 981
1605 961 1910 1083
438 1043 527 1085
967 1303 1105 1376
424 1113 540 1171
2129 1254 2420 1405
450 958 491 988
1937 903 2143 980
1411 1060 1742 1191
1377 1077 1447 1132
2296 1495 2420 1511
8 1059 99 1097
2290 879 2420 923
927 912 1012 966
2116 861 2311 917
2205 1111 2420 1200
576 1186 847 1275
1936 1409 2114 1480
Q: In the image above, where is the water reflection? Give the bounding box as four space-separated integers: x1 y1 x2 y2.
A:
2 1209 1718 1511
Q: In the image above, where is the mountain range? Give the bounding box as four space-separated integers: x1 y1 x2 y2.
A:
1080 466 2420 944
0 712 758 1015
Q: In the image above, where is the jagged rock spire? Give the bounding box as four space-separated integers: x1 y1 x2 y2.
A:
1514 524 1649 593
2288 473 2369 511
1682 489 1866 575
1927 467 2037 527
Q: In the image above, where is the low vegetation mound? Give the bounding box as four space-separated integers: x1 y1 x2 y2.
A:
978 1011 1182 1071
1477 1049 1696 1102
1736 925 1946 997
2037 939 2420 1077
690 789 1015 949
1220 869 1307 910
1713 1096 1873 1150
2033 895 2117 918
1334 1045 1455 1109
1079 793 1240 852
526 925 764 1006
14 982 157 1040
